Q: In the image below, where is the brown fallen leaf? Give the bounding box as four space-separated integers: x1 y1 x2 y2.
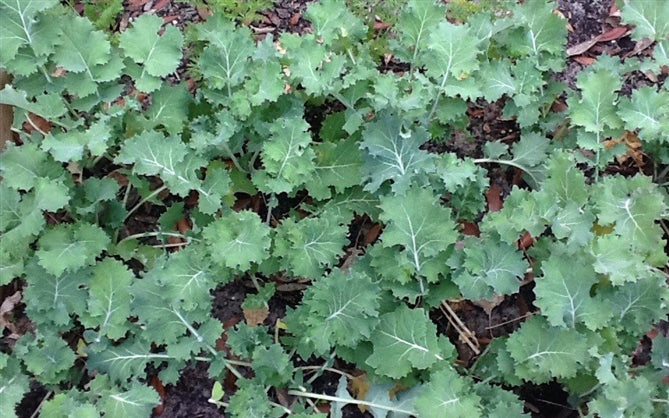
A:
243 306 269 327
0 291 22 335
567 26 629 56
153 0 171 12
518 231 535 250
350 373 370 403
573 55 596 65
461 221 480 237
472 294 505 317
486 184 503 212
150 375 167 416
598 26 628 42
289 13 301 26
373 20 390 31
0 69 13 150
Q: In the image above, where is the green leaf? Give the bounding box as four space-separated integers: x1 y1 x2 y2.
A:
590 235 658 286
116 130 188 177
618 86 669 143
304 136 363 200
304 0 366 44
0 85 67 119
51 14 121 97
196 15 254 92
1 180 69 252
391 0 446 64
0 0 57 63
567 69 623 135
282 33 345 95
510 0 567 69
620 0 669 41
159 245 226 311
226 323 273 359
294 269 380 354
203 210 271 270
87 339 173 383
227 379 283 418
145 83 192 136
474 383 529 418
543 153 589 206
23 262 91 327
651 335 669 373
119 14 183 92
131 276 222 348
424 21 481 81
588 372 658 418
379 185 457 286
360 112 435 194
506 316 591 383
15 332 76 385
36 223 110 276
251 344 294 386
366 305 449 378
253 115 316 194
551 203 595 249
245 60 284 106
605 274 669 332
91 376 160 418
42 118 111 161
480 187 554 244
534 252 612 329
0 353 30 418
82 258 133 341
592 175 667 254
479 60 516 102
0 142 66 191
415 368 482 418
452 237 528 300
273 215 348 279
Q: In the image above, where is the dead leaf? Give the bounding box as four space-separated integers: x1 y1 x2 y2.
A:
0 70 13 151
196 6 213 20
289 13 301 26
373 20 390 31
150 375 167 416
176 218 191 234
153 0 171 12
51 67 68 78
162 15 178 25
128 0 152 10
598 26 628 42
486 184 503 212
472 294 505 317
0 291 22 334
364 224 382 245
23 113 51 135
518 231 535 250
350 373 370 402
573 55 596 65
243 306 269 326
461 221 480 237
567 38 599 56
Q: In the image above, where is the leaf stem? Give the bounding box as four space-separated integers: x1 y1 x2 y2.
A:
473 158 539 186
287 389 415 415
124 184 168 220
330 91 354 111
221 142 247 173
117 231 199 245
425 72 449 124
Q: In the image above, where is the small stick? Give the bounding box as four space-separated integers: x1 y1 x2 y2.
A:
440 301 480 355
